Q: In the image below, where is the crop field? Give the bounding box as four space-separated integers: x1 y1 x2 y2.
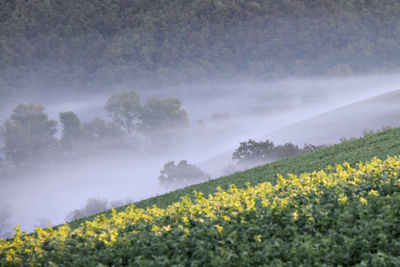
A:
1 155 400 265
1 128 400 265
73 126 400 227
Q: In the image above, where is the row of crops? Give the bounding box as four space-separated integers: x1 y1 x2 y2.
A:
114 127 400 213
1 155 400 266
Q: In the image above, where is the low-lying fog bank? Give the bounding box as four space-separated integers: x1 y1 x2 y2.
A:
1 73 400 234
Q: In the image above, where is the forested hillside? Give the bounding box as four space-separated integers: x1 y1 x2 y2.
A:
1 0 400 100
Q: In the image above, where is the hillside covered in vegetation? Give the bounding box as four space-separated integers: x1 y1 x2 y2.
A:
1 0 400 101
1 127 400 265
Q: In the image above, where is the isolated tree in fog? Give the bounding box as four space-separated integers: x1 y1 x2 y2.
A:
59 111 82 146
2 103 57 164
232 139 275 163
159 160 209 189
105 91 141 134
139 97 188 133
66 198 109 222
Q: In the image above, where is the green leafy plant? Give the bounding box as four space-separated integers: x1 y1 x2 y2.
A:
1 155 400 265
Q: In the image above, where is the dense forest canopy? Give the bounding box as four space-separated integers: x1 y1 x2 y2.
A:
1 0 400 100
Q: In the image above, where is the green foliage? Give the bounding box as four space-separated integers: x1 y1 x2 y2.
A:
138 96 188 134
2 0 400 96
105 91 141 134
2 155 400 265
232 139 326 164
159 160 210 189
274 142 303 159
104 91 188 137
0 92 188 167
58 111 126 156
233 139 275 162
121 127 400 213
59 111 82 146
2 103 57 164
81 117 124 142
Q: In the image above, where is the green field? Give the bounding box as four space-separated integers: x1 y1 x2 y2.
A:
1 127 400 266
70 126 400 228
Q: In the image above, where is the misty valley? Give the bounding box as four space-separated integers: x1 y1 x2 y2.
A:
2 0 400 264
1 74 400 237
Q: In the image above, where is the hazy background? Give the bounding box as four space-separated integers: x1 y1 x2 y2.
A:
1 72 400 233
2 0 400 236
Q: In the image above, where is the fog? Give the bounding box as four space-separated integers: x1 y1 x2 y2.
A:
1 73 400 233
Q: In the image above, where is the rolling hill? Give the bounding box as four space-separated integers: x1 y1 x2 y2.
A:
266 89 400 145
1 127 400 265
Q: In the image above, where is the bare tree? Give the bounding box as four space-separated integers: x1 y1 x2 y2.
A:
66 198 109 222
0 206 12 239
35 217 53 229
66 197 134 222
110 198 133 209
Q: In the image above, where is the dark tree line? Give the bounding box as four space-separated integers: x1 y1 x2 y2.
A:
0 91 188 167
158 139 326 189
1 0 400 103
232 139 327 165
104 91 188 135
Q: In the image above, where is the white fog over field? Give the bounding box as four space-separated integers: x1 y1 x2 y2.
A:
1 73 400 233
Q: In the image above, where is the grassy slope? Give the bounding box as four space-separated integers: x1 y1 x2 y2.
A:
69 127 400 228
